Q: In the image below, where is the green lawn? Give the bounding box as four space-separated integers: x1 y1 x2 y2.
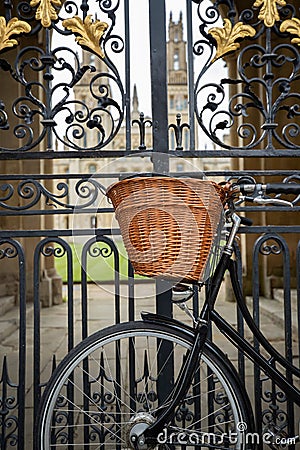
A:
55 240 131 283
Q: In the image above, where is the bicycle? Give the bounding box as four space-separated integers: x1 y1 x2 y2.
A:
35 175 300 449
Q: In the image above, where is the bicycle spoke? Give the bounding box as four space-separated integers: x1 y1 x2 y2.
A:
56 391 126 444
38 325 249 449
98 347 136 414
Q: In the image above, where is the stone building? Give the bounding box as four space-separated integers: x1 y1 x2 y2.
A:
54 12 231 233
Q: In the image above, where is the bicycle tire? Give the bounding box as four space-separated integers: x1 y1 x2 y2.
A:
35 321 253 449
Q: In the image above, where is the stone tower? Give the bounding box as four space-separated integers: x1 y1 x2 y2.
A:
167 12 189 153
167 12 187 85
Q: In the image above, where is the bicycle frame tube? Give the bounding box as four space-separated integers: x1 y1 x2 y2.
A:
211 310 300 405
144 255 300 445
205 256 300 406
208 257 300 405
229 259 300 378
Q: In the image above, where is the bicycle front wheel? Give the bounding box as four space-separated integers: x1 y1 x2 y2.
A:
36 321 253 449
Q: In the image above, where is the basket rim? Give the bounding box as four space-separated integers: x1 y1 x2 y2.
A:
106 175 223 197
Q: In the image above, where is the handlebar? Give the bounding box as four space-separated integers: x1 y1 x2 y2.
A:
236 182 300 196
240 216 253 226
265 183 300 195
231 182 300 208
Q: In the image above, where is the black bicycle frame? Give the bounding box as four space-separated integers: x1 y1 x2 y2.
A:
212 259 300 404
143 251 300 444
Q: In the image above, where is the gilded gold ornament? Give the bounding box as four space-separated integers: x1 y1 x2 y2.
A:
30 0 62 28
0 16 31 53
62 15 108 59
253 0 286 27
208 19 256 63
280 18 300 45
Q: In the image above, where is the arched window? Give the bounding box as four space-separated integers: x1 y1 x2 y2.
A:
183 96 188 109
170 129 175 150
170 96 174 109
173 52 179 71
184 129 189 150
176 96 183 111
91 216 97 228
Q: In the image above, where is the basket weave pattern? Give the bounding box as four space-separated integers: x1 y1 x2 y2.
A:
107 177 225 283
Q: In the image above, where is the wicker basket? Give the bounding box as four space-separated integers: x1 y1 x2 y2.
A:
107 176 225 283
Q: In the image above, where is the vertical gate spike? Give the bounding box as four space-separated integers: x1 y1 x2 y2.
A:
51 355 57 373
1 355 8 383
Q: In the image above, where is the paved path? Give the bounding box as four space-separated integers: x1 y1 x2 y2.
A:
0 282 298 448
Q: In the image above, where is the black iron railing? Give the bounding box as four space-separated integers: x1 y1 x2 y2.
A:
0 0 300 448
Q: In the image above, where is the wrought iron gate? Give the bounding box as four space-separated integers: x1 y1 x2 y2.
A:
0 0 300 448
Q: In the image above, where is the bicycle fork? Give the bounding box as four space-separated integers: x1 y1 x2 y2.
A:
138 318 209 447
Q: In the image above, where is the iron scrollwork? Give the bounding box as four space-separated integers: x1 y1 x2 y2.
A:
260 373 289 437
260 240 282 255
194 0 300 150
279 175 300 204
0 0 125 152
88 242 113 259
40 242 66 258
0 242 19 259
0 177 107 211
0 100 9 130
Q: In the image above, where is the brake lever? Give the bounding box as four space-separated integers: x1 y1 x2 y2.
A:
253 197 294 207
234 195 253 206
235 195 293 207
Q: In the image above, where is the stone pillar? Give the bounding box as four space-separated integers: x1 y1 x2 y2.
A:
225 1 300 297
0 6 62 305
